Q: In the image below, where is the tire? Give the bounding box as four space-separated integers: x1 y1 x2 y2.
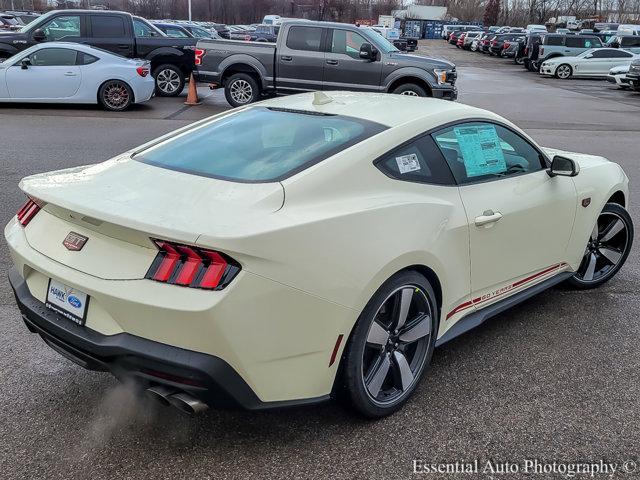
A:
555 63 572 79
392 83 428 97
224 73 260 107
153 64 185 97
567 203 633 289
98 80 133 112
515 56 524 65
340 271 439 418
527 60 538 72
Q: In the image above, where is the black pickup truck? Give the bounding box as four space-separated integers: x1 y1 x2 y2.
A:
195 20 457 107
0 9 197 96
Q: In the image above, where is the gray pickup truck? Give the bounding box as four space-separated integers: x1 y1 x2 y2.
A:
194 20 457 107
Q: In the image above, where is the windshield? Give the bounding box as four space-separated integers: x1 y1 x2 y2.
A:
134 107 387 182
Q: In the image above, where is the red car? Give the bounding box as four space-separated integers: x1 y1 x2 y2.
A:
456 33 467 48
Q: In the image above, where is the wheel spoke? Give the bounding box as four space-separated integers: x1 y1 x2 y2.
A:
395 288 413 330
599 247 622 265
367 321 390 346
399 314 431 343
392 351 414 391
366 353 391 398
583 252 598 281
600 219 624 242
591 223 599 241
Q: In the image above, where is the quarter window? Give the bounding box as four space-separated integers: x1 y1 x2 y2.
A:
331 30 368 59
286 26 322 52
376 136 455 185
432 122 545 184
39 15 81 41
133 18 155 38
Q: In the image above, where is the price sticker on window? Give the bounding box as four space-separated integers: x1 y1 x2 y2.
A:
454 125 506 177
395 153 421 174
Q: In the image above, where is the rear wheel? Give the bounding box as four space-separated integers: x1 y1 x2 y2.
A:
341 271 438 418
555 64 572 79
515 56 524 65
98 80 133 111
153 64 185 97
224 73 260 107
568 203 633 289
392 83 428 97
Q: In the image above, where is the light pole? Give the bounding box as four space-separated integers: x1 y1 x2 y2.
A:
188 0 192 21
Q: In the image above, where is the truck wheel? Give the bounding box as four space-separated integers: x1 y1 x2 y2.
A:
153 64 185 97
225 73 260 107
392 83 428 97
99 80 133 111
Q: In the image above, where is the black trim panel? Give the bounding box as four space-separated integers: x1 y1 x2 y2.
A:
9 268 330 411
435 271 573 346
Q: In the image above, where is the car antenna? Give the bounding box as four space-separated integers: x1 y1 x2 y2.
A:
312 91 333 105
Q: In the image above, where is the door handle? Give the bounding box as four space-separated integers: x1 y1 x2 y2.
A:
474 210 503 227
280 55 292 61
326 59 339 65
64 72 77 76
117 44 130 49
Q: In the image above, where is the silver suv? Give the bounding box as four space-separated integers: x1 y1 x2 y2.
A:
538 34 603 66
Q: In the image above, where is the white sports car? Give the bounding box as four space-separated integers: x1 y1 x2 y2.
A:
607 64 631 88
0 42 154 110
540 48 638 79
5 93 633 417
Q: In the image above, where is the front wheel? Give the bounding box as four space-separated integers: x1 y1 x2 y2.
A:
555 63 572 79
98 80 133 111
224 73 260 107
340 271 439 418
567 203 633 289
515 56 524 65
392 83 428 97
153 64 185 97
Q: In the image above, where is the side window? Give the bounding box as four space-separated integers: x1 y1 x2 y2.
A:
565 37 581 48
165 27 188 38
331 29 368 59
286 26 322 51
376 135 455 186
90 15 125 38
545 35 564 46
591 49 612 58
432 122 545 185
28 48 78 66
39 15 81 41
133 19 154 38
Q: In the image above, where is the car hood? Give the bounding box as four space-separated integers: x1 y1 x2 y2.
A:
542 147 610 168
610 65 630 74
0 31 25 41
388 51 455 70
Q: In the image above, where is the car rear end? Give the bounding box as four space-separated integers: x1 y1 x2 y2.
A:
126 60 155 103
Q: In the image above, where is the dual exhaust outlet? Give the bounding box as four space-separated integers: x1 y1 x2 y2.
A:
146 385 209 416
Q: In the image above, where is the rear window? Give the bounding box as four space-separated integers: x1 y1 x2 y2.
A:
134 107 387 182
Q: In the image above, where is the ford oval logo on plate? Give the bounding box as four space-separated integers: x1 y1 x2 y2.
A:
67 295 82 309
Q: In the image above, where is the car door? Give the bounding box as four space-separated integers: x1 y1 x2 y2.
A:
275 25 325 92
6 47 81 99
88 14 134 57
432 122 577 309
323 28 383 92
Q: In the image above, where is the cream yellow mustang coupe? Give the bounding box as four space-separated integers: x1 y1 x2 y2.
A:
6 92 633 417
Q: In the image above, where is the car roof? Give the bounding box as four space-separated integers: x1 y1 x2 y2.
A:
256 91 499 129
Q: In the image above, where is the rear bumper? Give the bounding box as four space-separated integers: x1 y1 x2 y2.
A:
9 268 329 410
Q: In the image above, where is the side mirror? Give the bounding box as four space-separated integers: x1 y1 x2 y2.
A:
548 155 579 177
359 43 378 61
32 28 46 42
20 58 31 69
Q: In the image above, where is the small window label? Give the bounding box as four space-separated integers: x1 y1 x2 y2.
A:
396 154 421 174
454 125 506 177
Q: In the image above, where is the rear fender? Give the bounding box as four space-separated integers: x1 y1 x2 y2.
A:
220 55 270 89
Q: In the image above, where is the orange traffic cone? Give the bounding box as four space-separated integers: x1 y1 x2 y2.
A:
184 73 201 106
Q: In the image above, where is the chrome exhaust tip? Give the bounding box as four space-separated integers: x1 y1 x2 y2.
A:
167 392 209 416
145 385 177 407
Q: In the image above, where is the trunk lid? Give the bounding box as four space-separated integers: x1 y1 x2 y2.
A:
20 156 284 280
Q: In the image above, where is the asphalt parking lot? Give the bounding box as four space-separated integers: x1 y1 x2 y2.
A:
1 39 639 479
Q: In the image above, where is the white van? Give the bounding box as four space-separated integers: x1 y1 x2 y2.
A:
262 15 281 25
617 24 640 36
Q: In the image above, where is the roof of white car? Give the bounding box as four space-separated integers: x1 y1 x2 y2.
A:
256 91 495 129
29 41 103 53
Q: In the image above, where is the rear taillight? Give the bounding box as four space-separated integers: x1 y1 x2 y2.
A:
503 42 510 48
136 65 149 77
146 239 240 290
540 47 544 55
194 48 205 66
525 46 529 54
16 197 42 227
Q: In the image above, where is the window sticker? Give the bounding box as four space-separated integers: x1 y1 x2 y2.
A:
585 40 592 48
396 153 421 174
453 125 506 177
